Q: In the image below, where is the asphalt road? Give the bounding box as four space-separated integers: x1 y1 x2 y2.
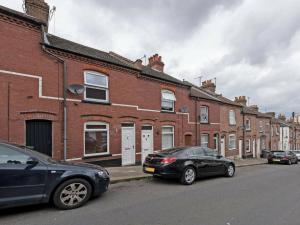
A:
1 164 300 225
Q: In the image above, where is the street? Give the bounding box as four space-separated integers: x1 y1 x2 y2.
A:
1 164 300 225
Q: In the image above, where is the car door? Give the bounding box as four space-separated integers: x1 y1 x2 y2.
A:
0 144 47 207
190 147 213 176
203 147 224 174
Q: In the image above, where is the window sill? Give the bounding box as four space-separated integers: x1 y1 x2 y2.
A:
200 122 209 124
229 148 236 151
82 100 111 105
246 129 251 132
83 153 112 159
161 110 176 114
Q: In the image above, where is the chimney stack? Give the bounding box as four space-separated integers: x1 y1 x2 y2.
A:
249 105 259 112
148 54 164 72
234 96 247 106
25 0 50 31
134 59 143 69
278 114 286 121
266 112 276 118
201 79 216 93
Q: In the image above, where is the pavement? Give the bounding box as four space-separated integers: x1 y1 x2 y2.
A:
1 163 300 225
108 158 267 183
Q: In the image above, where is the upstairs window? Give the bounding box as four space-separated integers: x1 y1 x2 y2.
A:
245 118 251 131
200 106 209 123
259 121 264 132
84 71 109 102
229 110 236 125
161 90 176 112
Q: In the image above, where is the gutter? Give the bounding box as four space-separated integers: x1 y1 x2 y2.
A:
41 27 67 161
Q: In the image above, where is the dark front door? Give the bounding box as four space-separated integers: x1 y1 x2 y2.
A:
184 134 192 146
26 120 52 156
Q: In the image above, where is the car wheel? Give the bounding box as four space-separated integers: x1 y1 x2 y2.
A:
180 166 196 185
53 178 92 210
287 160 292 165
295 160 298 164
225 164 235 177
268 160 272 164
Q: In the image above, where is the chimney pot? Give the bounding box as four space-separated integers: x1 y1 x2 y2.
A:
201 79 216 93
148 54 164 72
234 95 247 106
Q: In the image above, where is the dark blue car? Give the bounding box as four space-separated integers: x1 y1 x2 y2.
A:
0 142 110 210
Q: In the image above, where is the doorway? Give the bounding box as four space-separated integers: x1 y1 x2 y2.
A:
26 120 52 156
141 125 153 164
121 123 136 166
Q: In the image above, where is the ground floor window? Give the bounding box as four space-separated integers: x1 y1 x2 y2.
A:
84 122 109 155
201 134 209 147
228 134 236 150
162 126 174 150
245 139 251 152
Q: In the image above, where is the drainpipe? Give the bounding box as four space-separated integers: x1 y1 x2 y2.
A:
195 99 198 146
241 107 245 158
41 25 68 161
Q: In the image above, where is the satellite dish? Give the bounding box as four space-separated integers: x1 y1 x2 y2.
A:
180 106 189 113
68 84 85 94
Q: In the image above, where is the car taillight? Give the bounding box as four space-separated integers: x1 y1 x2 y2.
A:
161 157 177 164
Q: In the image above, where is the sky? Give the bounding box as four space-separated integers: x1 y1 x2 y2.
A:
1 0 300 116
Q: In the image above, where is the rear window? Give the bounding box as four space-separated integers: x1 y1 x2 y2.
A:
272 152 285 156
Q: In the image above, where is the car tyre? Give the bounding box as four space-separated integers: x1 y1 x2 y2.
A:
287 160 292 165
295 160 298 164
180 166 196 185
268 160 272 164
225 164 235 177
53 178 92 210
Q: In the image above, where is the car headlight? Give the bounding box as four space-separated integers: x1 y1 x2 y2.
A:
97 169 109 177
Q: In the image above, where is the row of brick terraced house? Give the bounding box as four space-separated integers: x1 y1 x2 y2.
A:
1 1 300 166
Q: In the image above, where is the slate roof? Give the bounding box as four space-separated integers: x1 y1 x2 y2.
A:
0 5 46 26
45 34 139 71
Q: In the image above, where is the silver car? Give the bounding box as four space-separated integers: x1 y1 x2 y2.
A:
291 150 300 160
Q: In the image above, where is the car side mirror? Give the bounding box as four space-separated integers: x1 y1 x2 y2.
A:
216 155 223 159
26 157 39 168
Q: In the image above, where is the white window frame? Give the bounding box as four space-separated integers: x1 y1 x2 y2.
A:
200 106 209 123
84 121 109 156
162 126 174 150
259 121 264 132
161 90 176 112
201 134 209 147
245 118 251 131
245 139 251 152
229 110 236 125
228 134 236 150
84 71 109 103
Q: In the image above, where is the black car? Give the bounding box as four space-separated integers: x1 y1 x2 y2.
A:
143 146 235 185
267 150 298 165
260 150 271 158
0 142 110 210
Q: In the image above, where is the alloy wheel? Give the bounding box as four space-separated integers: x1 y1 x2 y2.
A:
184 168 195 184
227 165 235 177
60 183 88 207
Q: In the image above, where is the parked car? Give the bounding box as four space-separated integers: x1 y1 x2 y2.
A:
267 150 298 165
0 142 110 210
290 150 300 160
260 150 271 158
143 146 235 185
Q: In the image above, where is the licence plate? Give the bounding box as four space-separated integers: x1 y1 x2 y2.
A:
273 159 280 162
145 167 155 173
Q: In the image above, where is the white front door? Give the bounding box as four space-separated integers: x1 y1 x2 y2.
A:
252 139 256 158
221 136 225 157
256 138 260 158
141 126 153 164
122 125 135 166
239 140 243 158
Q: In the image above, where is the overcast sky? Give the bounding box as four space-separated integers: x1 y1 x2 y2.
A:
1 0 300 116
